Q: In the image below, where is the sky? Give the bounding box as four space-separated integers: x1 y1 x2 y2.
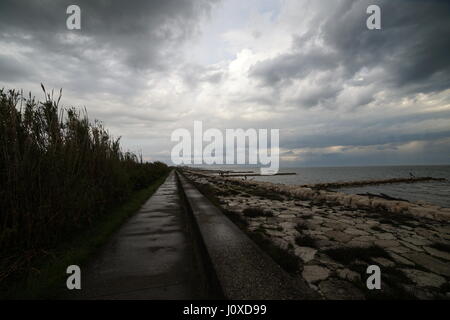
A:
1 0 450 167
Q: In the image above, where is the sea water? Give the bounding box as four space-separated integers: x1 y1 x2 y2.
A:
200 165 450 208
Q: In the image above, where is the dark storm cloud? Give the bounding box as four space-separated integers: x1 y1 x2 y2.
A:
250 49 338 87
284 129 450 151
0 0 220 104
0 0 218 71
250 0 450 108
281 108 450 150
290 83 343 108
322 0 450 90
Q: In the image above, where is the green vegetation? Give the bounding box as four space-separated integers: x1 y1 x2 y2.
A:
1 174 167 299
0 86 171 295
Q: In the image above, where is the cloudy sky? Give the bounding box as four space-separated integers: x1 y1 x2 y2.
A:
1 0 449 167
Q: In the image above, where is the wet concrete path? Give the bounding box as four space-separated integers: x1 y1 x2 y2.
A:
69 171 205 299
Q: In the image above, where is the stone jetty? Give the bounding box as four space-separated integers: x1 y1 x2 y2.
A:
306 176 447 190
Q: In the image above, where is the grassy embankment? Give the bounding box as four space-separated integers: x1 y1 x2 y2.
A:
0 86 171 298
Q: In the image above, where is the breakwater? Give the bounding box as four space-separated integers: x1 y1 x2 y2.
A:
307 177 447 190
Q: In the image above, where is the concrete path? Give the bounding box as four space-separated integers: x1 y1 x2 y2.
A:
68 171 205 299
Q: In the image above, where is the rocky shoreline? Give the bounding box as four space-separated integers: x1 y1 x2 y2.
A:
182 169 450 300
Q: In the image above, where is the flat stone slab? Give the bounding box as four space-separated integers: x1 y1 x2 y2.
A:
402 269 446 288
423 246 450 261
337 268 361 282
371 257 395 268
403 252 450 277
388 252 415 266
294 246 317 263
318 279 365 300
302 265 330 283
376 233 396 240
325 230 353 243
344 228 369 236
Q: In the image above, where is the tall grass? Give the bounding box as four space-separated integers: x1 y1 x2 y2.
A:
0 86 170 281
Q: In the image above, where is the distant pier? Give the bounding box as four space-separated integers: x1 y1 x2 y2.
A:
307 176 447 189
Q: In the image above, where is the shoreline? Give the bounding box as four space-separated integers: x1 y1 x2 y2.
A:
182 169 450 299
188 165 450 209
188 168 450 221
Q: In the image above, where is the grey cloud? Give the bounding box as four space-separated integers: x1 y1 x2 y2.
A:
281 108 450 150
0 54 36 82
284 138 450 167
0 0 218 70
0 0 219 100
249 0 450 110
199 71 223 83
291 83 343 108
250 49 338 87
179 63 226 90
321 0 450 91
283 129 450 150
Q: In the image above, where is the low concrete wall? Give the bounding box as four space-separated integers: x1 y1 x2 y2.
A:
176 171 318 300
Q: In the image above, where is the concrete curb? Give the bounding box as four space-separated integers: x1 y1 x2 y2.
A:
176 170 318 300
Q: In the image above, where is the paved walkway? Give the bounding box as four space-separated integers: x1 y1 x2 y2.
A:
69 171 204 299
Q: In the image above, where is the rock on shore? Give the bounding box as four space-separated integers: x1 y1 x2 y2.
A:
183 170 450 300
